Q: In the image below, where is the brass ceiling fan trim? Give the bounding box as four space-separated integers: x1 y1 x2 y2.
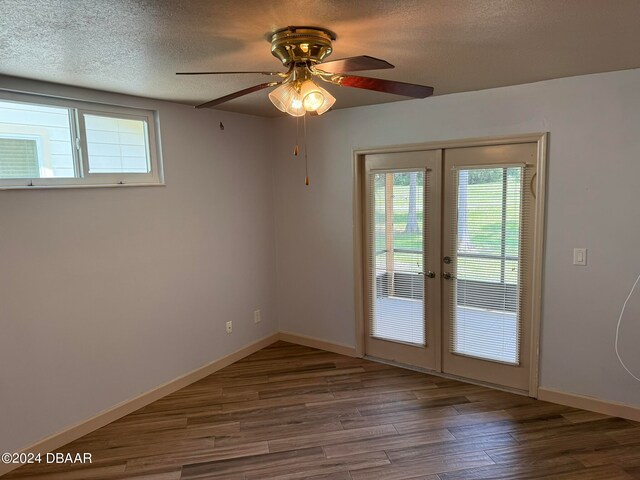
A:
270 26 337 66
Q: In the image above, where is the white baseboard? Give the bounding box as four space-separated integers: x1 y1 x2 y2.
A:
278 331 358 357
538 387 640 422
0 333 280 477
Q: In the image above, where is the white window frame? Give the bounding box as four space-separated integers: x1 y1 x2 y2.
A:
0 91 163 189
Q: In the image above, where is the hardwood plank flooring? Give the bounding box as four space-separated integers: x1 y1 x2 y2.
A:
4 341 640 480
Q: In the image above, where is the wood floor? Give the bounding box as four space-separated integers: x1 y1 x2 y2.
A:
6 341 640 480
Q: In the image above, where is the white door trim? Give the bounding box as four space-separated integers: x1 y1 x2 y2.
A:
353 133 548 397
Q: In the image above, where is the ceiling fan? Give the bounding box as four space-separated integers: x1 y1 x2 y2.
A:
177 26 434 116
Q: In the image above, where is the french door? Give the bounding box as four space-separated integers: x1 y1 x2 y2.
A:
363 142 539 392
364 151 441 370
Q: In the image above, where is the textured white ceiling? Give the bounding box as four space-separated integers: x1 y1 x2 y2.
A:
1 0 639 116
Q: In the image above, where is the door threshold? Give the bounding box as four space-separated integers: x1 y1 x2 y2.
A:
364 355 533 398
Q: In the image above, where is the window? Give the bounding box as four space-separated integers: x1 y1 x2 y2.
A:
0 92 162 189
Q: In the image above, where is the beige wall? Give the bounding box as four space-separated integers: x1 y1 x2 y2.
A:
273 69 640 408
0 77 278 453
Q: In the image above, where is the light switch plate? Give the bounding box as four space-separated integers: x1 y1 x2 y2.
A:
573 248 587 266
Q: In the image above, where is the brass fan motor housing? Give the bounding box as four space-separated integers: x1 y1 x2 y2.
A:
270 26 337 66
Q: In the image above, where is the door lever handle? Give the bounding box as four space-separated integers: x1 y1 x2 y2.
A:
421 271 436 278
442 272 456 280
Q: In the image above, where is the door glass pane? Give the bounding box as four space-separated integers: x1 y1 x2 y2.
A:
371 171 425 345
451 167 523 364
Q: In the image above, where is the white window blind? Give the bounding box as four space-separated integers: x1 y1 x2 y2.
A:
369 170 429 346
0 138 39 178
449 166 530 365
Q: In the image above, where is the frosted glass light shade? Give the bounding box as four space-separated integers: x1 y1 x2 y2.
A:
315 86 336 115
269 84 305 116
268 84 289 112
300 80 324 111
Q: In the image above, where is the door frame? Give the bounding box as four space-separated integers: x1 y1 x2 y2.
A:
353 133 548 397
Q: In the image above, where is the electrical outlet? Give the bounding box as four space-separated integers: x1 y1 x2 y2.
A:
254 310 261 324
226 321 233 334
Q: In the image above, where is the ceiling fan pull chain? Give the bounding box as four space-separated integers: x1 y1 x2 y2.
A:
304 113 309 186
294 115 299 156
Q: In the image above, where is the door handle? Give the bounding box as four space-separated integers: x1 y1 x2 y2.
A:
442 272 456 280
418 271 436 278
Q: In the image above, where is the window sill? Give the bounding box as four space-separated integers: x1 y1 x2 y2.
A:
0 182 166 191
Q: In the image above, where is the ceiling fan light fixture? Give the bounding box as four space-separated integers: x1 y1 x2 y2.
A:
270 78 335 116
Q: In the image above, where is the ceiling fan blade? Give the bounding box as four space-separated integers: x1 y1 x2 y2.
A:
315 55 394 73
177 71 282 76
338 75 434 98
195 83 277 109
